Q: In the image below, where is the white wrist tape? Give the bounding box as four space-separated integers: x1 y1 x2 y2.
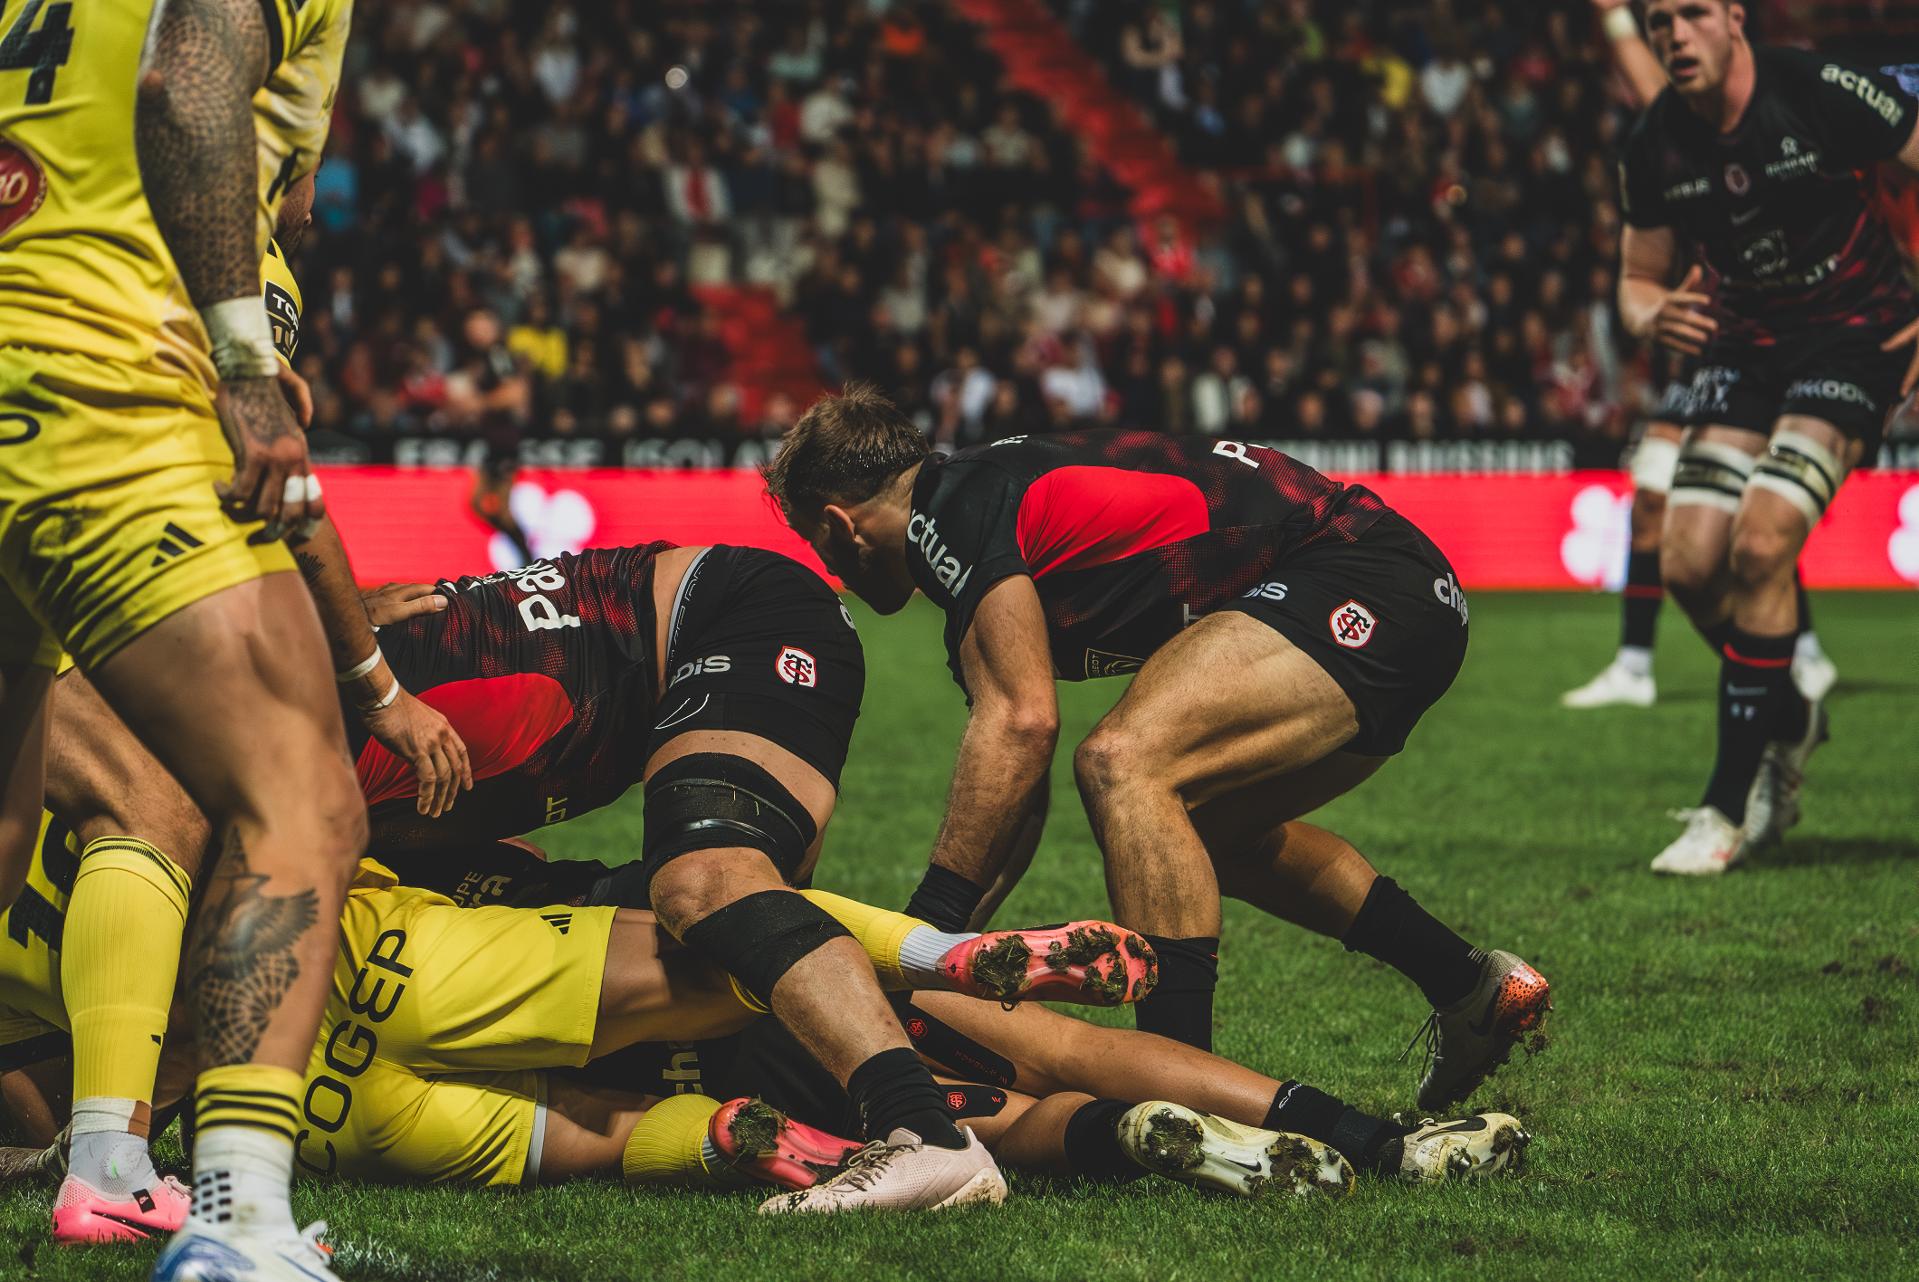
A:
202 297 280 381
337 647 383 683
1603 6 1639 41
359 676 401 711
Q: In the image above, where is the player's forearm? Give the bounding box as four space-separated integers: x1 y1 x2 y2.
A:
135 0 270 309
928 704 1057 888
1600 9 1667 108
1619 275 1669 338
291 516 400 708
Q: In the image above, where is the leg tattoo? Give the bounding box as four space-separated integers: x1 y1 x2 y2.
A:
186 833 319 1066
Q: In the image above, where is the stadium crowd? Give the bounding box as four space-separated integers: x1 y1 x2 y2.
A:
294 0 1686 452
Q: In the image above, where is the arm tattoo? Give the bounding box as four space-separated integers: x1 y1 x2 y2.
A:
134 0 271 306
186 831 320 1067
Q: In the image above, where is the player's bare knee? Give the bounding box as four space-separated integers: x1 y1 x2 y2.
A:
1727 522 1797 593
1072 725 1156 802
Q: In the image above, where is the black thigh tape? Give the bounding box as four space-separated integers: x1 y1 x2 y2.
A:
640 752 818 888
678 889 851 1005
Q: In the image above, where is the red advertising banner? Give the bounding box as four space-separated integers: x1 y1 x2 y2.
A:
319 466 1919 591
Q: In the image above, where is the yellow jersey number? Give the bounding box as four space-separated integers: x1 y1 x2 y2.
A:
0 0 75 106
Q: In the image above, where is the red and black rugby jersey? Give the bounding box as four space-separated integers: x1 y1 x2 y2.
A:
906 432 1387 691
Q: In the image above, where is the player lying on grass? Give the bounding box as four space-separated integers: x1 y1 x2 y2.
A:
765 387 1551 1113
0 833 1523 1219
0 815 1152 1233
44 536 1067 1214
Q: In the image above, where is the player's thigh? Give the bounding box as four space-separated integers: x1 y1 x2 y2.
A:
1188 751 1387 858
330 887 622 1073
1731 413 1855 579
1663 424 1766 588
44 667 211 877
294 1054 541 1188
1077 612 1357 805
0 659 53 904
88 572 360 842
642 730 839 898
901 992 1076 1098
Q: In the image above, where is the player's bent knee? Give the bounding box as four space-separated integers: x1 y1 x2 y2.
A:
1727 524 1799 592
1072 726 1154 799
678 889 852 1007
630 753 820 909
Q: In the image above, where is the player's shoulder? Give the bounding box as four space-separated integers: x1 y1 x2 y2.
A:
1623 88 1683 159
267 0 353 53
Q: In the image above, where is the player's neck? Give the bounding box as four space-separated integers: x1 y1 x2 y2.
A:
1684 40 1756 134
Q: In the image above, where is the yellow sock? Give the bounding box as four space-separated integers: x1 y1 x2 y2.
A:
63 838 191 1107
799 889 921 989
194 1064 303 1143
623 1092 724 1186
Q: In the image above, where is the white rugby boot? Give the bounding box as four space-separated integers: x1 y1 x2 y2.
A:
1790 638 1837 702
1410 950 1552 1111
1115 1101 1353 1200
1744 698 1829 850
1388 1113 1531 1182
757 1127 1005 1214
1560 659 1655 709
150 1219 339 1282
1651 806 1745 876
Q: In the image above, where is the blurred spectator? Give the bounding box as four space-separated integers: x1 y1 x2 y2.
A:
291 0 1662 456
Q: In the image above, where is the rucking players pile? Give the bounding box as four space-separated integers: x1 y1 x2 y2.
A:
2 0 1915 1280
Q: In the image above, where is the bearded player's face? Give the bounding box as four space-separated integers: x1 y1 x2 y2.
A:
1646 0 1745 97
798 506 915 615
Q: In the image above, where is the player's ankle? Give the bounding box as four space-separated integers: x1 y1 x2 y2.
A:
848 1047 967 1149
67 1128 160 1199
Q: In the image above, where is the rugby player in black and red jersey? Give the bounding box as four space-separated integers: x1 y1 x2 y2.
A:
40 542 1160 1219
764 386 1552 1113
1617 0 1919 874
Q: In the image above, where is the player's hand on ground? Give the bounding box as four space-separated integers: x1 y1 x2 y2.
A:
1652 265 1717 356
362 688 474 817
215 376 322 544
275 363 314 429
362 582 449 627
1878 316 1919 395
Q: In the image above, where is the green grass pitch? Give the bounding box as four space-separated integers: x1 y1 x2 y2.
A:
5 592 1915 1280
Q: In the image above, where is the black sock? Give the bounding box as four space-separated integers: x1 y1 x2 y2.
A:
905 865 987 933
1264 1082 1410 1175
1620 548 1663 650
1132 935 1218 1051
1062 1098 1144 1182
846 1047 967 1149
1341 877 1482 1008
1701 626 1804 822
1699 615 1734 656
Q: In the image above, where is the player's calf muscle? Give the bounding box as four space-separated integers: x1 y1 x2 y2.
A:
188 829 345 1069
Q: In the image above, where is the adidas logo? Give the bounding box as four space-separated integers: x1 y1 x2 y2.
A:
540 912 572 935
149 522 204 567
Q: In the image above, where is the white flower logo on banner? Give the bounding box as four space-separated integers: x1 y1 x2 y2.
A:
1559 485 1633 590
1887 484 1919 586
490 482 597 570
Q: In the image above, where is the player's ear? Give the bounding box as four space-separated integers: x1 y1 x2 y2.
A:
820 502 858 547
1726 2 1745 34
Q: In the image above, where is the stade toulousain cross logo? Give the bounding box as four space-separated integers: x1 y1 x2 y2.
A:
776 645 817 687
1329 600 1377 649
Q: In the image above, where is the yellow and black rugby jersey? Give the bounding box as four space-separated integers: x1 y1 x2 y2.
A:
0 812 78 1036
263 237 302 364
0 0 347 388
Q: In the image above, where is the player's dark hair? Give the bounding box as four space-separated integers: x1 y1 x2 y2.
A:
763 383 930 519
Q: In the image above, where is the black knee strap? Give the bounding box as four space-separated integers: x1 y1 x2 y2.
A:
679 889 850 1005
639 753 819 892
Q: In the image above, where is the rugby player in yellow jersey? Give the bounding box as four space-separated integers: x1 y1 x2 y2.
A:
0 817 1164 1206
0 824 1522 1208
0 0 470 1276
